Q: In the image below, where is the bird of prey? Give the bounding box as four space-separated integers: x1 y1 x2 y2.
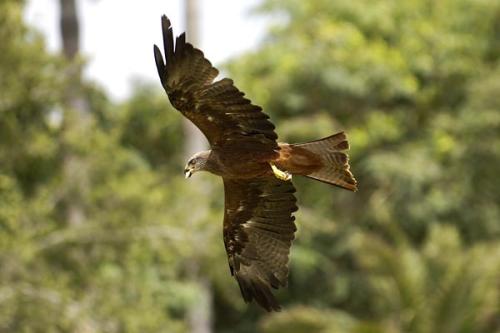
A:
153 15 357 311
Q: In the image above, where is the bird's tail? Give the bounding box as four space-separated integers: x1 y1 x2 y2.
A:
292 132 357 191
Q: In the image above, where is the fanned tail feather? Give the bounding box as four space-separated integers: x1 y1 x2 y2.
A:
293 132 357 191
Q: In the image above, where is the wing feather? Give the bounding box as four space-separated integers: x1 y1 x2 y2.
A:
154 15 278 157
223 178 297 311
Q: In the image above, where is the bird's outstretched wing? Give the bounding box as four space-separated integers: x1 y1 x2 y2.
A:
154 15 278 157
222 177 298 311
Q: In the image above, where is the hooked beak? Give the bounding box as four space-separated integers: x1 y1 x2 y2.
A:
184 168 193 179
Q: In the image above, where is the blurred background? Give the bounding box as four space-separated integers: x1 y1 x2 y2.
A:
1 0 499 332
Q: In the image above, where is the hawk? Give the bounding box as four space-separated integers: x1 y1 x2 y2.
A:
153 15 357 311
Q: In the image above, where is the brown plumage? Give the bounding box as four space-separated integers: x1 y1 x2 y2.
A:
154 15 357 312
278 132 357 191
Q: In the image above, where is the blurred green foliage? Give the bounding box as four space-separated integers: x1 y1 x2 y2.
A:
1 0 499 332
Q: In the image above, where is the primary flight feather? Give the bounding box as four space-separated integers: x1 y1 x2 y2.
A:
154 15 357 311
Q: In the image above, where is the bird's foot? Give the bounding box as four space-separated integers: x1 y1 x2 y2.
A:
269 163 292 181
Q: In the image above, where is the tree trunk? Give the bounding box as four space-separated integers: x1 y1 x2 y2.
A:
184 1 213 333
59 0 90 227
59 0 79 60
183 0 208 159
186 263 213 333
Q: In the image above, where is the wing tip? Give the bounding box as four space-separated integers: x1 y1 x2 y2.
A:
160 14 175 62
153 44 162 61
175 32 186 53
153 44 166 85
161 14 171 29
236 272 282 312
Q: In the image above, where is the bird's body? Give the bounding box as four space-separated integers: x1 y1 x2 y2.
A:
203 148 271 179
154 15 357 311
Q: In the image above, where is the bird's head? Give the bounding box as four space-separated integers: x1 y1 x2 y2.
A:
184 150 210 178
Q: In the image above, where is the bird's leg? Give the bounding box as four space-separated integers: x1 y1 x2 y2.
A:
269 163 292 181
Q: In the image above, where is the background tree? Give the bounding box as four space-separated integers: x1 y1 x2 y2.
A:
224 0 500 332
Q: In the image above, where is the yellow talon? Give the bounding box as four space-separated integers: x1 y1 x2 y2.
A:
270 163 292 181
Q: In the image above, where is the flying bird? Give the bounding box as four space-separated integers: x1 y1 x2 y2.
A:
153 15 357 311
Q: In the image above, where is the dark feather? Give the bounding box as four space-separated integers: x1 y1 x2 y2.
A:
154 15 278 157
223 178 297 311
